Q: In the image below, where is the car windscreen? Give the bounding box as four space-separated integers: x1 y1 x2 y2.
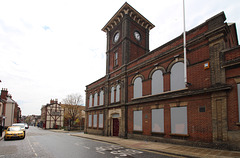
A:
12 124 25 128
8 127 21 131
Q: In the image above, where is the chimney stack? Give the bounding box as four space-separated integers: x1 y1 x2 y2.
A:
50 99 58 104
1 88 8 100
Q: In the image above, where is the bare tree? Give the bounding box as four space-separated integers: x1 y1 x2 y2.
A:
62 93 83 105
61 93 84 130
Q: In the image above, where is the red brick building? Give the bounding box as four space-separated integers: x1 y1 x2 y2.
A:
0 88 21 127
85 3 240 149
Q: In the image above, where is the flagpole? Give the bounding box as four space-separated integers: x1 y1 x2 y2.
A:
183 0 187 85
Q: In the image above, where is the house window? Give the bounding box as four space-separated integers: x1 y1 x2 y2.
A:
114 52 118 66
89 94 93 107
93 114 97 128
238 84 240 122
134 77 142 98
99 114 103 128
111 87 115 103
171 106 188 135
88 114 92 127
170 62 185 91
94 93 98 106
152 70 164 95
152 109 164 133
99 90 104 105
133 110 142 131
116 84 120 102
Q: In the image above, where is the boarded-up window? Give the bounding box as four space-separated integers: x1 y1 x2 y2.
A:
171 106 188 134
238 84 240 122
99 114 103 128
111 87 115 103
89 94 92 107
88 114 92 127
171 62 185 91
134 77 142 98
99 90 104 105
94 93 98 106
152 70 164 95
134 111 142 131
93 114 97 128
152 109 164 133
116 84 120 102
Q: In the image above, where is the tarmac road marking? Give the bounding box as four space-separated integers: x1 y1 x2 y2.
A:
27 137 38 157
86 138 187 158
83 146 90 149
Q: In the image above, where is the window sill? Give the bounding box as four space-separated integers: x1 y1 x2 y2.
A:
133 131 143 134
110 101 120 105
236 122 240 126
151 132 165 136
88 105 104 109
169 133 190 137
131 87 188 101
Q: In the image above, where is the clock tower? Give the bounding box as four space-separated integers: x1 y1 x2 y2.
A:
102 2 155 74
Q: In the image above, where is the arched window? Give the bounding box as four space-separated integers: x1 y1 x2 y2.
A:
134 77 142 98
116 84 120 102
99 90 104 105
152 70 164 95
94 92 98 106
111 86 115 103
89 94 92 107
171 62 185 91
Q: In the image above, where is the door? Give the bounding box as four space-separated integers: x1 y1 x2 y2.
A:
113 118 119 136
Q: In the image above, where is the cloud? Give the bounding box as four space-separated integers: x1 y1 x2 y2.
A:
42 25 51 31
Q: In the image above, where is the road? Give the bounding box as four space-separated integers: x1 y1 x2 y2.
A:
0 126 176 158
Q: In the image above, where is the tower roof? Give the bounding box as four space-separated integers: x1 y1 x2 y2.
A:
102 2 155 32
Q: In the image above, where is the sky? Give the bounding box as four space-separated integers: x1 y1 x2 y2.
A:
0 0 240 116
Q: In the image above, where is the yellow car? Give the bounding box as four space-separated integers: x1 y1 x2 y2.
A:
4 126 25 140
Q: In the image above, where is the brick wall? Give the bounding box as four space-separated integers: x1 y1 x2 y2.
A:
128 94 213 142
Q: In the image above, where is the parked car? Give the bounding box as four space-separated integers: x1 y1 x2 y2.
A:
4 126 25 140
12 123 26 137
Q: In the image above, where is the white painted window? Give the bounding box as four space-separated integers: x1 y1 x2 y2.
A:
94 93 98 106
134 110 142 131
116 84 120 102
88 114 92 127
134 77 142 98
99 90 104 105
238 84 240 122
89 94 92 107
93 114 97 128
171 106 188 134
152 109 164 133
152 70 164 95
99 114 103 128
111 87 115 103
171 62 185 91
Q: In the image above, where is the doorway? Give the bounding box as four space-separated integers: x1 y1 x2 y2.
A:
113 118 119 136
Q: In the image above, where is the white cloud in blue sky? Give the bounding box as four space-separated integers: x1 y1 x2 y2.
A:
0 0 240 115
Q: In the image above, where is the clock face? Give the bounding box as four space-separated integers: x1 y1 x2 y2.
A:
113 32 120 43
134 31 141 41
